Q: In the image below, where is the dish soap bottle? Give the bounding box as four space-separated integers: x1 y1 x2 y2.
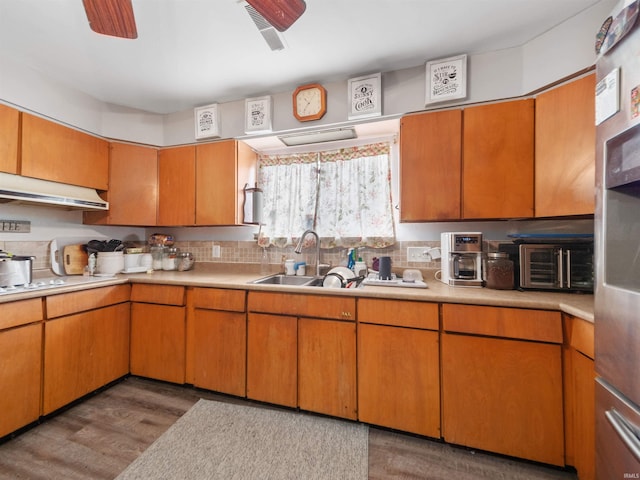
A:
354 257 367 277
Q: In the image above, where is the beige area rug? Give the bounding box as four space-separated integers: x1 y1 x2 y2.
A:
116 399 369 480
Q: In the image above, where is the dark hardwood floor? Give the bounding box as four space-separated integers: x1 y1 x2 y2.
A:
0 377 577 479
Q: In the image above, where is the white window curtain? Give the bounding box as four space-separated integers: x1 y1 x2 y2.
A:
257 142 395 249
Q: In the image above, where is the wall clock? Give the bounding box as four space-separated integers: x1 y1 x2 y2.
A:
292 83 326 122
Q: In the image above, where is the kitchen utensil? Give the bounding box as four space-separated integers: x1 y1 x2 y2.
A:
322 266 355 288
63 244 88 275
50 237 103 276
86 239 124 254
378 256 392 280
402 269 423 282
0 253 34 287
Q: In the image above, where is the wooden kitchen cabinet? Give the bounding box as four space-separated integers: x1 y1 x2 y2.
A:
130 284 186 384
399 109 462 221
246 291 357 414
535 73 596 217
357 298 440 437
0 103 20 174
563 314 595 479
462 99 534 219
196 140 257 225
190 288 246 396
43 285 130 415
441 304 564 466
84 142 158 226
157 145 196 226
0 298 43 438
21 112 109 190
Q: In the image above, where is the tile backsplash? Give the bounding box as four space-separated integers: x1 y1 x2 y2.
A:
1 239 442 274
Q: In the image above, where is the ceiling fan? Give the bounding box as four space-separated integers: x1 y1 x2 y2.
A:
82 0 306 39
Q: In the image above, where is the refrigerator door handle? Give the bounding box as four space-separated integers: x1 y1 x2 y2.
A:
606 408 640 462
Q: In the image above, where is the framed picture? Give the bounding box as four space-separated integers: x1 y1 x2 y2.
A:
245 95 272 133
425 54 467 105
194 103 220 139
348 73 382 119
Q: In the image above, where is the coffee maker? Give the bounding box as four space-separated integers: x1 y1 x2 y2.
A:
440 232 483 287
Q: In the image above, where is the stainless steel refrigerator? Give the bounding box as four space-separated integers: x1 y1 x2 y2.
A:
595 0 640 477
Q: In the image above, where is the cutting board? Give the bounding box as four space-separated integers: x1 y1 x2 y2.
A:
63 244 88 275
50 237 106 276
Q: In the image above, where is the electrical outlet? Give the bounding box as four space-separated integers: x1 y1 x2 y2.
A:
407 246 439 262
211 245 221 258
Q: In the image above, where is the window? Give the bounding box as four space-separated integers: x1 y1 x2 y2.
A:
257 142 395 248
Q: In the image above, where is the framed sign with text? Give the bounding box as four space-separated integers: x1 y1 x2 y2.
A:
194 103 220 139
425 54 467 105
348 73 382 119
245 96 272 133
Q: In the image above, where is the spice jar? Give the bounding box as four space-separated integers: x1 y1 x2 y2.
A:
484 252 514 290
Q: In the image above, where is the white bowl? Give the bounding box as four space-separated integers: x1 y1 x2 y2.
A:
96 251 124 274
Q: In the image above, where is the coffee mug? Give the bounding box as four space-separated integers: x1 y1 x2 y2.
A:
378 256 392 280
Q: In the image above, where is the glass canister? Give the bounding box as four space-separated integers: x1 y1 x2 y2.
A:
484 252 514 290
150 246 165 270
162 247 179 271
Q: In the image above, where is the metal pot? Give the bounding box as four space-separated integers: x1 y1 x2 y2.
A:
0 253 34 287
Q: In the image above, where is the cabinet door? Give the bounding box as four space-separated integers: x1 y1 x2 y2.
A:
85 142 158 225
196 140 256 225
358 323 440 437
247 313 297 407
462 99 534 219
43 303 130 415
399 110 462 221
130 302 186 384
21 113 109 190
0 104 20 174
441 333 564 466
298 318 357 419
535 74 595 217
0 323 42 437
157 145 196 226
193 309 246 396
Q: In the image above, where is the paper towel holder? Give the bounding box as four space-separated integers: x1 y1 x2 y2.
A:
243 183 263 225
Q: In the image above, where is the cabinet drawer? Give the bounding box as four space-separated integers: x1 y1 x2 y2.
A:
358 298 438 330
1 298 43 329
131 283 185 306
442 303 562 343
564 314 594 359
248 291 355 321
46 284 130 319
192 288 245 312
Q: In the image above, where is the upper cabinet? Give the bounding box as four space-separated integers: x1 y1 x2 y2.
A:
196 140 257 225
400 109 462 222
84 142 158 226
400 98 534 221
21 113 109 190
156 139 256 226
0 104 20 174
535 73 595 217
462 99 534 219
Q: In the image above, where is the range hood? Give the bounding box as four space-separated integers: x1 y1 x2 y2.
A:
0 172 108 210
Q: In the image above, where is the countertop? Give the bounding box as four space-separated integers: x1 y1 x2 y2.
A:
1 266 594 322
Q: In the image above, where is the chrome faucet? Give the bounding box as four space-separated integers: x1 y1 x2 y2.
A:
294 229 326 276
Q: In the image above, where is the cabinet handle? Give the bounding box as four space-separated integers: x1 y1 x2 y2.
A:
341 311 352 318
605 408 640 462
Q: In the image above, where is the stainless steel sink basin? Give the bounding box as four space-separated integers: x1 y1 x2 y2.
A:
250 274 323 287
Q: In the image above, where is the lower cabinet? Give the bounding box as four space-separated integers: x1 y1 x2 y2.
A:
130 284 186 384
357 298 440 438
441 304 565 466
246 291 357 417
563 314 595 480
191 288 247 397
0 298 43 437
43 285 130 415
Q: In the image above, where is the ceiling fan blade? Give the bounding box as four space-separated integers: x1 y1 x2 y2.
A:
245 0 306 32
83 0 138 39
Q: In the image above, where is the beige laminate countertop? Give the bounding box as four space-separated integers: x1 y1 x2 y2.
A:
0 266 594 322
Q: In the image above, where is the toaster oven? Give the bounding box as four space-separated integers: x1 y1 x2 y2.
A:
518 243 594 292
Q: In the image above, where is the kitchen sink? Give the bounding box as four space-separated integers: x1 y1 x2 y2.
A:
250 274 323 287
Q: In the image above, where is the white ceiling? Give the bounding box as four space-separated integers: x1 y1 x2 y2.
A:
0 0 602 115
